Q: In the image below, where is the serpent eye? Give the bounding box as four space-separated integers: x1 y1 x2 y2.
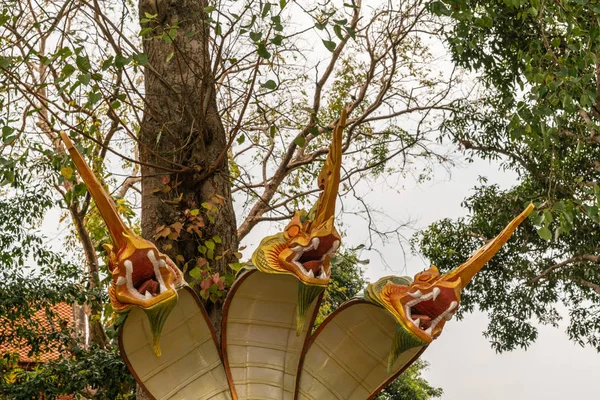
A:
415 266 440 283
287 224 301 238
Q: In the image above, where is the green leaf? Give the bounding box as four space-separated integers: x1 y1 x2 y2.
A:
101 57 113 71
261 79 277 90
334 24 344 40
114 54 131 68
536 226 552 241
2 133 17 144
250 31 263 42
0 56 12 68
345 26 356 39
322 40 336 52
189 267 202 279
77 73 91 85
262 3 271 18
61 64 76 78
203 5 216 13
87 91 102 105
294 136 306 147
139 27 153 37
133 53 148 65
271 35 283 46
528 211 543 225
307 126 319 136
76 55 91 73
552 201 565 212
583 204 598 218
0 13 9 26
2 126 15 138
257 43 271 59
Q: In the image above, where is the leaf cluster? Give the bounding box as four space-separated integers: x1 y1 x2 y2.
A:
422 0 600 351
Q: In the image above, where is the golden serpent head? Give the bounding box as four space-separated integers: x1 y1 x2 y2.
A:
253 210 342 287
59 131 185 356
367 204 534 347
105 233 184 312
251 109 347 287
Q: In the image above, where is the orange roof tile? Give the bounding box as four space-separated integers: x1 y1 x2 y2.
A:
0 303 74 364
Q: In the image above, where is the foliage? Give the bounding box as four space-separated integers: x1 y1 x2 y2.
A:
376 359 442 400
0 186 135 398
1 347 134 400
418 0 600 351
317 248 369 320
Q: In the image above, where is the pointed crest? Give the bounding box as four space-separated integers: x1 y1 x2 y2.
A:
59 131 129 249
312 108 346 227
443 203 534 289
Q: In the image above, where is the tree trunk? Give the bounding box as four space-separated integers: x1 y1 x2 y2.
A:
69 205 109 348
138 0 238 333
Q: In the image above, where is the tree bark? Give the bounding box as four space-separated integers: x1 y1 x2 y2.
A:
69 201 109 348
138 0 238 333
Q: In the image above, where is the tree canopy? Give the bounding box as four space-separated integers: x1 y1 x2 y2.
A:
0 0 460 398
416 0 600 352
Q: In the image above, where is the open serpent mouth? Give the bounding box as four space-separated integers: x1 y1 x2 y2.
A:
116 250 170 301
290 237 340 280
404 287 458 337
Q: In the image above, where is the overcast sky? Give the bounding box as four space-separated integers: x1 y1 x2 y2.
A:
348 159 599 400
238 157 599 400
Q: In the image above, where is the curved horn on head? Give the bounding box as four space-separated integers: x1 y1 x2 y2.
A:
443 203 534 289
59 131 129 249
313 108 347 227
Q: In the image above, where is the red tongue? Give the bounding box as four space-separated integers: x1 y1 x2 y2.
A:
411 314 432 328
138 279 160 295
302 260 322 272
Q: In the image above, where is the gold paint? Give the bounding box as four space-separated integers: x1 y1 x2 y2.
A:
59 131 186 356
313 108 345 227
443 203 535 290
250 109 348 288
367 204 534 346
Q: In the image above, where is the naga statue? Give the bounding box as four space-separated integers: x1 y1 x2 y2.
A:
59 109 533 400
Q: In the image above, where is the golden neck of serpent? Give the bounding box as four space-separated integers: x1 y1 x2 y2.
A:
59 131 185 356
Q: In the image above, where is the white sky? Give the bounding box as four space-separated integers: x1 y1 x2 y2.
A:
240 157 599 400
358 159 599 400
